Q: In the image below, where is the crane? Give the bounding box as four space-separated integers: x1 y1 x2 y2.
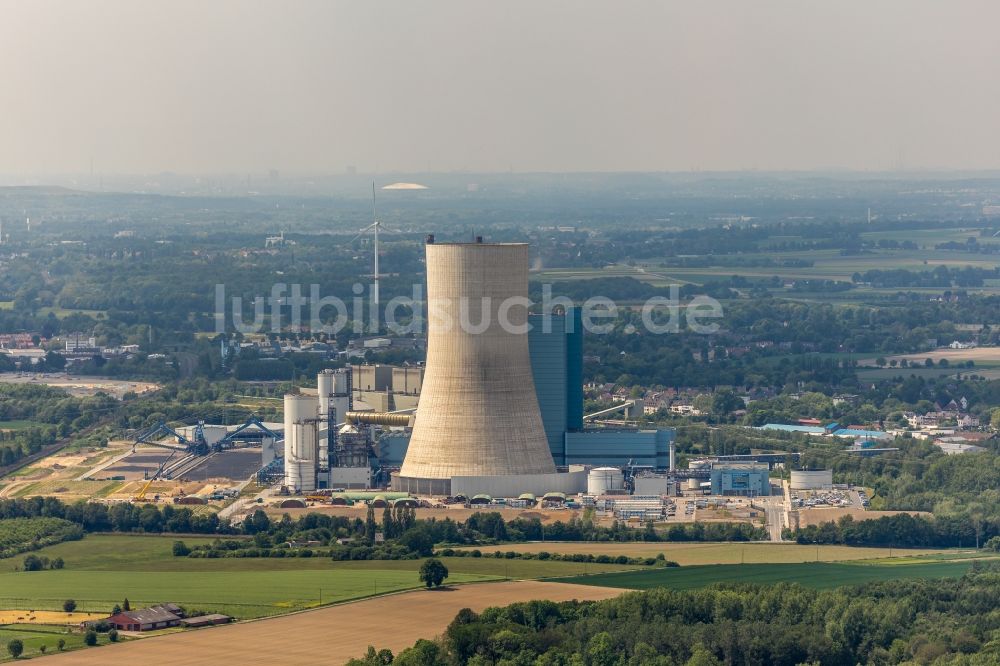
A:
134 477 155 502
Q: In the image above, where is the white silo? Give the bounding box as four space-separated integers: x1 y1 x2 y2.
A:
284 394 318 492
587 467 624 496
398 240 556 495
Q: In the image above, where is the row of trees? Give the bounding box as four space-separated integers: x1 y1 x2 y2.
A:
352 569 1000 666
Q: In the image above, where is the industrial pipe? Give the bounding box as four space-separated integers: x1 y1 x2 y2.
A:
344 411 413 427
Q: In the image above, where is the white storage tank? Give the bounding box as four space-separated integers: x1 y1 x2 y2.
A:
686 478 701 491
284 394 318 492
587 467 624 496
790 469 834 490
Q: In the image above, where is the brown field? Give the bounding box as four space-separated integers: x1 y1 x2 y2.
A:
265 505 587 524
0 609 104 625
36 581 622 665
452 541 949 564
795 508 930 528
858 346 1000 366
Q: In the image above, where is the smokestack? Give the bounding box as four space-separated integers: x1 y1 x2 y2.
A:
398 242 555 494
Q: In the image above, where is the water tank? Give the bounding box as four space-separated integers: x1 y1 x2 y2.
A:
790 469 833 490
686 478 701 490
587 467 624 496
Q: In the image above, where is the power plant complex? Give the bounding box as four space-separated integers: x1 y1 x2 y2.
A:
282 237 677 498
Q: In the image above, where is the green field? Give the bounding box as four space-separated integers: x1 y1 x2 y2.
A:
0 624 95 661
535 238 1000 302
0 420 43 432
0 535 635 619
553 559 978 591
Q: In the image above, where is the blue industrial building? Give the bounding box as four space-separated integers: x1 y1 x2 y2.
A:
710 463 771 496
564 428 673 468
528 310 583 464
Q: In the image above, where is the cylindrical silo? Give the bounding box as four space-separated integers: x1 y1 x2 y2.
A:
398 241 555 494
284 394 318 492
588 467 624 496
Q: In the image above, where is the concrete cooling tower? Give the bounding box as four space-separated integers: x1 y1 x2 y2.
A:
397 240 556 495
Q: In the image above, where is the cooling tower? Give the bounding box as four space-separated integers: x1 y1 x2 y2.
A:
397 241 555 494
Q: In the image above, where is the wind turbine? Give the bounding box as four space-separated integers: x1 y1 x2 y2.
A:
352 183 396 332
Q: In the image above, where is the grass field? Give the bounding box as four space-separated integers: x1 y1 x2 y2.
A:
0 569 502 618
0 624 95 661
0 420 43 432
453 541 954 565
552 559 980 590
0 535 635 619
534 240 1000 301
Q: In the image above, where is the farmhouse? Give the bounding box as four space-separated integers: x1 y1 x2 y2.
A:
106 604 184 631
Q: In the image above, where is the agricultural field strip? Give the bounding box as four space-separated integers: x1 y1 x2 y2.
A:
551 559 982 591
31 581 625 665
450 541 954 565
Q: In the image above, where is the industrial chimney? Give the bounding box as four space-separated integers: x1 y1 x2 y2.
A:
397 242 555 494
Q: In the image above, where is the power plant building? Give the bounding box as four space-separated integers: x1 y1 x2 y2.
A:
528 310 583 464
710 463 771 497
396 241 561 495
282 239 676 497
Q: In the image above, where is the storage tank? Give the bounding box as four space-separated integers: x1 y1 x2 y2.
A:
284 394 318 492
686 478 701 490
398 241 556 494
790 469 834 490
587 467 624 496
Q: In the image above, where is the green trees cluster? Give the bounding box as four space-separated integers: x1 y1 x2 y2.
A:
787 513 999 548
0 517 83 558
360 572 1000 665
21 554 65 571
418 558 448 588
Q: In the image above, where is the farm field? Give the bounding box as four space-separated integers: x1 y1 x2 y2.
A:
34 581 625 665
0 568 500 619
552 558 982 591
0 535 635 619
0 420 43 432
862 347 1000 366
0 624 97 661
453 541 954 565
534 236 1000 301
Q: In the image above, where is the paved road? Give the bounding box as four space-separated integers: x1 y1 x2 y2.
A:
765 504 785 541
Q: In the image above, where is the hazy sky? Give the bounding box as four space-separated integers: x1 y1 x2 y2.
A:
2 0 998 174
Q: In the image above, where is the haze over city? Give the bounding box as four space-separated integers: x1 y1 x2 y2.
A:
2 0 999 175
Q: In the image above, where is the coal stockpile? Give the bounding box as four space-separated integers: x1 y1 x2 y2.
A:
187 449 261 481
